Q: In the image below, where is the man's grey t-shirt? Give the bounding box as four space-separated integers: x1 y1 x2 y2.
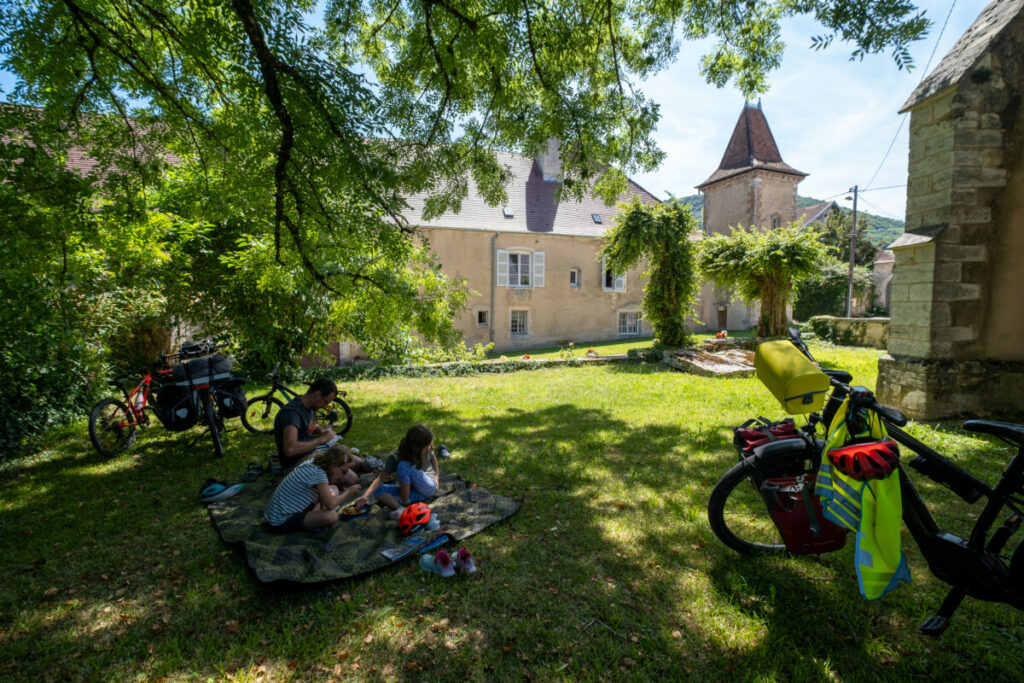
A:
274 397 316 465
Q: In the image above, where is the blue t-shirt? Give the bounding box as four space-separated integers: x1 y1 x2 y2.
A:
396 460 436 498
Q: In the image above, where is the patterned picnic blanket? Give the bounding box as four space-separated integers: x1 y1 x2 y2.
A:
205 472 520 583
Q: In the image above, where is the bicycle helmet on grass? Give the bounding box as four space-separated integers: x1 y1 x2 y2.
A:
399 502 432 535
827 437 900 481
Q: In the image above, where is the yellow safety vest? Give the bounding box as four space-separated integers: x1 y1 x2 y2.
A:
815 399 911 600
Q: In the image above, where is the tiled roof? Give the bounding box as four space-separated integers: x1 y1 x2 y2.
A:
798 201 839 225
696 104 806 190
404 150 661 237
902 0 1024 111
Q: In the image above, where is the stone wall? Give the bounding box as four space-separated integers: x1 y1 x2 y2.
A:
877 7 1024 420
808 316 889 349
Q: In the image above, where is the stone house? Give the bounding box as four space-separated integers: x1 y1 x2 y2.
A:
403 145 661 354
876 0 1024 419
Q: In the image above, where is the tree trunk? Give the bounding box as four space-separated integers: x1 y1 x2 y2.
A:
760 278 791 337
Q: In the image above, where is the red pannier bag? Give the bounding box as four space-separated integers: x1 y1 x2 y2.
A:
760 474 848 555
733 417 802 453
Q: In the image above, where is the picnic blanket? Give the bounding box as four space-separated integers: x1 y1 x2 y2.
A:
206 472 521 583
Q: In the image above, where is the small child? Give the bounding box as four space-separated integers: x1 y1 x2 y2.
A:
354 425 439 518
264 444 361 533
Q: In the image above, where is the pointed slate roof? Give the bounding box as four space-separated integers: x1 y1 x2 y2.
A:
901 0 1024 112
696 103 807 190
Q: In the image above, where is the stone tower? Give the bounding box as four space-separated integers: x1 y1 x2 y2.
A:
696 102 807 330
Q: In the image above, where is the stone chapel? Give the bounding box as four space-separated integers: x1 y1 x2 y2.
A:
695 102 807 331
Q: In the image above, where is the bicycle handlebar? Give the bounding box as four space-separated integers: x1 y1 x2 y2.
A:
786 326 908 427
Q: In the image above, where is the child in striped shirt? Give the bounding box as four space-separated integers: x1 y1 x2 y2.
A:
264 444 361 533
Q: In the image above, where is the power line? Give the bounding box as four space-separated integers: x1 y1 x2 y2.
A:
859 184 906 194
858 195 904 220
862 0 958 192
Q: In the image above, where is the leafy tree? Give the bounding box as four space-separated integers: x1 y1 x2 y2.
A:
698 223 830 337
0 1 931 452
602 199 699 347
794 260 874 320
815 208 880 266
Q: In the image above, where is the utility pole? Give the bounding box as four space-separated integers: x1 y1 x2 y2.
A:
845 185 859 317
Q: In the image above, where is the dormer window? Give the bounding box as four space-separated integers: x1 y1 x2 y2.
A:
592 213 603 224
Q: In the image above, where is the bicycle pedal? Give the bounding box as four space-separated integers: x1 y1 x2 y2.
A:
917 615 950 637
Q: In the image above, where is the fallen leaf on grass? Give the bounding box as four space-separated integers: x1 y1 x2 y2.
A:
226 620 240 633
671 631 682 639
43 587 58 598
622 658 636 667
340 592 351 602
363 634 373 644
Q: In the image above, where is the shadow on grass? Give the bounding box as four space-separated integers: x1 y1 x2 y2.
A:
2 373 1023 679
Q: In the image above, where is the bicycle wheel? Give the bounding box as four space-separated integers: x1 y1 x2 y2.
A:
202 391 224 458
240 395 283 434
89 398 138 458
708 458 788 554
320 397 353 437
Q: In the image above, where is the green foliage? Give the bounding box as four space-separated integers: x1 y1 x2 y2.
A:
814 209 881 266
794 260 873 321
0 0 929 454
698 223 830 337
602 200 699 348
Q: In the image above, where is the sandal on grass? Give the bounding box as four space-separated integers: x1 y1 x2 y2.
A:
242 461 262 482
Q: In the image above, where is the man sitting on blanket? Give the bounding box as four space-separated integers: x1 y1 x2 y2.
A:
274 378 367 477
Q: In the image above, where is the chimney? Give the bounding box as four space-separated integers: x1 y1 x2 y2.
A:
535 138 562 183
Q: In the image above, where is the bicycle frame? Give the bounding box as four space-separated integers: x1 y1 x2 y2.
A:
791 329 1024 632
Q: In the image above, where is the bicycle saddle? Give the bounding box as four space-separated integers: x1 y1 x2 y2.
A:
963 420 1024 449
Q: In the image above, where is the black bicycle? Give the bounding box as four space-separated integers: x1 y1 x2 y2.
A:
708 328 1024 635
240 365 352 437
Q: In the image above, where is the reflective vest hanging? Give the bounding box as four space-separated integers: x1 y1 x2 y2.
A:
816 398 911 600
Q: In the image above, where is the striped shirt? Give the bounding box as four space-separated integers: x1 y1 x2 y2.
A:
264 460 328 526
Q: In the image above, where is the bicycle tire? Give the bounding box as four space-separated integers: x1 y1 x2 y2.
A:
240 395 284 434
320 397 353 437
202 391 224 458
708 458 790 554
89 398 138 458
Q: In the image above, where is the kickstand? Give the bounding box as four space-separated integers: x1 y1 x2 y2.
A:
919 585 967 637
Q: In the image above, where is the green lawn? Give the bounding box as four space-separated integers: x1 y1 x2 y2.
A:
2 341 1023 680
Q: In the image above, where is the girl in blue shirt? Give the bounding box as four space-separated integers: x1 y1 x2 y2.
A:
373 424 439 515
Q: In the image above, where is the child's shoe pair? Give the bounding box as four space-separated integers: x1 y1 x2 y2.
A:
419 547 476 577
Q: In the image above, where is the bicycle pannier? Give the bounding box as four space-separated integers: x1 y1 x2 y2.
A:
155 384 198 432
214 377 248 418
760 474 847 555
172 354 233 383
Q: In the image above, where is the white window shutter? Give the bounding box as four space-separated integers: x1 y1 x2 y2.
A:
533 251 545 288
496 249 508 287
615 272 625 292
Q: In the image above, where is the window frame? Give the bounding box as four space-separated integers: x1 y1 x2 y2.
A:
509 309 529 336
618 311 640 336
601 256 625 292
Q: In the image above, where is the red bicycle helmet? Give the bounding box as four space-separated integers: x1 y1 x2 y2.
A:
827 437 900 481
399 502 431 535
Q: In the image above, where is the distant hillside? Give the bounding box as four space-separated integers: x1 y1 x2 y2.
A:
671 194 905 248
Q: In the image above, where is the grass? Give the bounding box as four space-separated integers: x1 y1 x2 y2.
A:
3 340 1024 680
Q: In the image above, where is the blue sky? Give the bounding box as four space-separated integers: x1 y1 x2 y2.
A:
631 0 983 220
0 0 981 220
